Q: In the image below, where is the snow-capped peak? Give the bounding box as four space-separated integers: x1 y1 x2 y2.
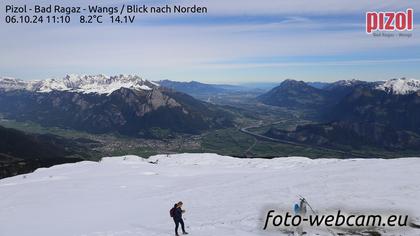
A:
0 76 29 91
0 74 158 95
333 79 361 86
376 78 420 95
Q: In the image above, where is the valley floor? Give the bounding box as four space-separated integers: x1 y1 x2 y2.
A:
0 154 419 236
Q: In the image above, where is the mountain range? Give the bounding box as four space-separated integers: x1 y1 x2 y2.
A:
155 80 261 99
2 74 420 157
260 78 420 151
258 79 376 109
0 75 233 138
157 80 230 96
0 74 158 94
257 79 332 109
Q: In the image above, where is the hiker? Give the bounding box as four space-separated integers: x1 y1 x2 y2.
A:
293 198 307 216
294 197 308 236
299 198 307 216
170 201 189 236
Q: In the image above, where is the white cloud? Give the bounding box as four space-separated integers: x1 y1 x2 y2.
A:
2 21 419 69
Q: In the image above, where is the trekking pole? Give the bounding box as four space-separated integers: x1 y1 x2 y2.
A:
298 195 337 236
184 216 190 229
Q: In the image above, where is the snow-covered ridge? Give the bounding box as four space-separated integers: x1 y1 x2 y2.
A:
1 153 420 236
0 76 30 91
332 79 362 86
376 78 420 95
0 74 159 95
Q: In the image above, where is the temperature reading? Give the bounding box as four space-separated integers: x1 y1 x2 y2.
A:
80 15 103 24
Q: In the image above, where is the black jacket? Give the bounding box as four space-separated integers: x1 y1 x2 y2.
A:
173 207 183 220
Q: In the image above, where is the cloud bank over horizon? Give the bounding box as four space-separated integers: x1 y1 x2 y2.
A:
1 0 419 83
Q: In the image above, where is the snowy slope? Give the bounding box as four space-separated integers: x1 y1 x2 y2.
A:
376 78 420 95
0 74 158 95
1 154 419 236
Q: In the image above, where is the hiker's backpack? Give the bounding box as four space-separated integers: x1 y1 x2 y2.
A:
170 207 175 217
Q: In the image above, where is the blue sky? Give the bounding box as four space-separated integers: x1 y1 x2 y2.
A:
1 0 419 83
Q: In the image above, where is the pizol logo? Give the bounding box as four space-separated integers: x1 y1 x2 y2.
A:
366 9 413 34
